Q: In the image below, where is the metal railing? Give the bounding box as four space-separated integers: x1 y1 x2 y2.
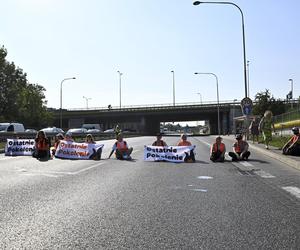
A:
273 108 300 124
55 99 242 112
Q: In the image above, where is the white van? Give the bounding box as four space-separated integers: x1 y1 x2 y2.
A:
0 123 25 132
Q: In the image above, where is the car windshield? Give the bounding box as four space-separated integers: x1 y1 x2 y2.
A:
0 124 8 131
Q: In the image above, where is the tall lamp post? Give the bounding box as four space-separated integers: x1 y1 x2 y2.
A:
117 71 123 109
60 77 76 128
233 99 237 134
289 78 293 109
194 72 220 135
247 60 250 97
171 70 175 106
83 96 92 109
193 1 248 98
197 92 202 104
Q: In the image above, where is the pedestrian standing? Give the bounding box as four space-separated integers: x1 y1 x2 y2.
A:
259 110 275 149
249 117 259 143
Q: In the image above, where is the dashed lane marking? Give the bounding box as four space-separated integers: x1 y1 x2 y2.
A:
254 170 276 178
282 186 300 199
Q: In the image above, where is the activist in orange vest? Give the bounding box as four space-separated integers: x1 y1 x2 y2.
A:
177 134 192 146
282 127 300 156
152 133 167 147
32 130 50 160
177 134 195 163
210 136 226 162
108 133 133 160
228 134 250 161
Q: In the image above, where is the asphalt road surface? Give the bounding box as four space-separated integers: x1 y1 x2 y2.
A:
0 136 299 249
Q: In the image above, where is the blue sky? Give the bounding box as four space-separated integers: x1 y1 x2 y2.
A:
1 0 299 109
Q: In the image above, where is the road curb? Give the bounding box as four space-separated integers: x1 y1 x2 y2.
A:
248 143 300 171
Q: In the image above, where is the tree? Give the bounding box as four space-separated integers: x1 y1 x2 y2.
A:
0 46 52 128
252 89 286 116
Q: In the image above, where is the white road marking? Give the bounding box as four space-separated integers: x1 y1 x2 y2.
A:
191 188 207 192
282 186 300 199
132 150 140 154
254 170 275 178
19 162 106 177
197 176 213 180
239 161 253 167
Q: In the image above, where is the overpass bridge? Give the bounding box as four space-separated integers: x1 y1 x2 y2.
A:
50 100 243 135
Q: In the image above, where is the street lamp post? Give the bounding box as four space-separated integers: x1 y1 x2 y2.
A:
171 70 175 106
117 71 123 109
60 77 76 128
83 96 92 109
197 92 202 104
247 60 250 97
233 99 237 134
193 1 248 98
194 72 220 135
289 78 293 109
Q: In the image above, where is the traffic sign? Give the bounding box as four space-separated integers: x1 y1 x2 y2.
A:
241 97 253 115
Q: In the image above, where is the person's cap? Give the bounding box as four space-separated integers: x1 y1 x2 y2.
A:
292 127 299 133
235 134 243 140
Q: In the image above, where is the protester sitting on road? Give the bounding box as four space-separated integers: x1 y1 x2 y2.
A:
282 127 300 156
33 130 50 159
64 132 74 142
177 134 195 163
177 134 191 146
210 136 226 162
108 133 133 160
228 134 250 161
152 133 167 146
51 133 64 157
85 134 102 160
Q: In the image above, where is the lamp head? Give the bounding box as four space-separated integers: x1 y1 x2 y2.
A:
193 1 202 5
194 72 199 75
72 77 76 79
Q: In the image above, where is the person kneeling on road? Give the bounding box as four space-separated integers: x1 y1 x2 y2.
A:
228 134 250 161
210 136 226 162
108 133 133 160
33 130 50 160
282 127 300 156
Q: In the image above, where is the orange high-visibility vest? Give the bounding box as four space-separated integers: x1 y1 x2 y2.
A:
213 143 225 153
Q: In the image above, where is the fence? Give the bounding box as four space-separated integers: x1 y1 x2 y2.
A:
273 108 300 124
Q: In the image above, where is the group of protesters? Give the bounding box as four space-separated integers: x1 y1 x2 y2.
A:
210 134 251 162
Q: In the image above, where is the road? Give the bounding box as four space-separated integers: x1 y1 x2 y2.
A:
0 136 299 249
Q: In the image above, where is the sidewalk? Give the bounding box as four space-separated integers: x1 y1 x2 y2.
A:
222 135 300 171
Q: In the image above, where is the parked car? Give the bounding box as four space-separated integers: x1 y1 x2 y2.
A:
82 124 101 131
66 128 88 134
41 127 64 134
87 129 102 133
25 129 37 133
0 123 25 132
103 128 115 133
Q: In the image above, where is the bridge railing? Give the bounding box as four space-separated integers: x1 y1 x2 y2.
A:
60 100 242 111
